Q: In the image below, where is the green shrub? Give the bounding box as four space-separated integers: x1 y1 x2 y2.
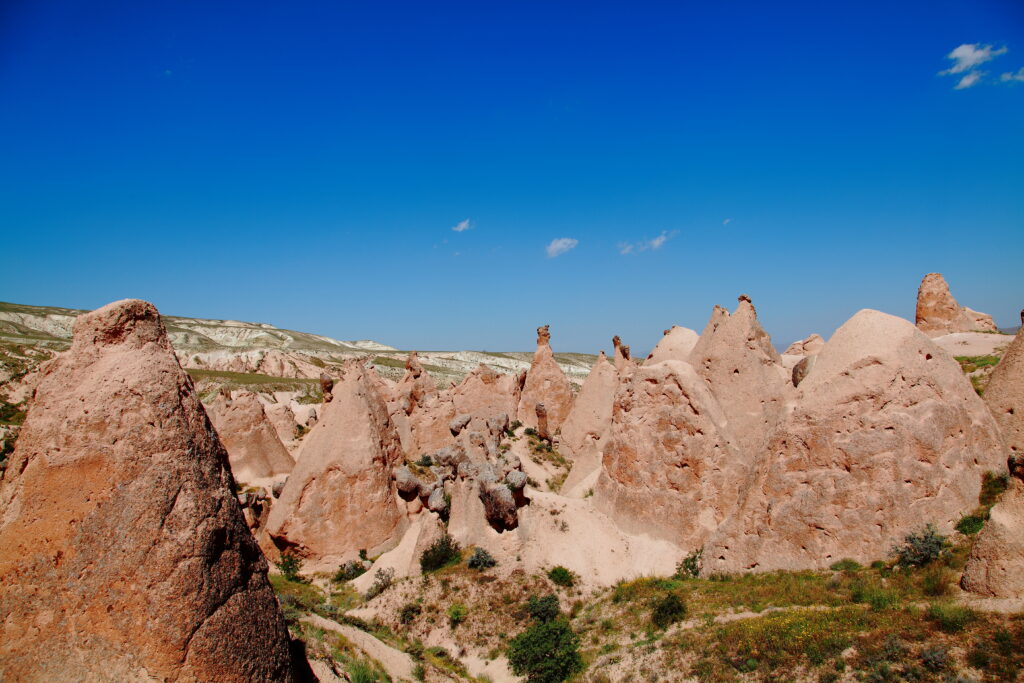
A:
829 559 862 572
650 593 687 629
920 645 948 672
677 547 703 578
523 427 537 437
415 454 433 467
334 560 367 582
955 514 985 535
364 567 395 600
525 594 560 622
420 534 461 573
507 618 583 682
447 602 468 628
348 660 384 683
547 566 574 587
468 547 497 570
849 580 897 610
926 603 976 633
277 552 303 582
891 524 948 567
399 602 422 624
980 471 1009 507
506 420 522 436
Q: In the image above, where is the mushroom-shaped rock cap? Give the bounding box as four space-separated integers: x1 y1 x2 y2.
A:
0 298 295 682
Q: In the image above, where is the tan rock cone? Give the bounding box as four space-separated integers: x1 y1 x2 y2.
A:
0 299 294 682
392 352 455 457
451 363 522 421
612 335 634 372
266 361 407 563
593 360 745 547
207 391 295 482
915 272 997 337
517 325 574 431
645 325 700 365
559 351 618 458
705 309 1006 573
688 296 791 456
981 325 1024 456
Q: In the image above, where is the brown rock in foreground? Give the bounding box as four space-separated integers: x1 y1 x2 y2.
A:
266 361 407 563
207 391 295 482
705 309 1006 573
0 299 294 682
915 272 997 337
517 325 574 431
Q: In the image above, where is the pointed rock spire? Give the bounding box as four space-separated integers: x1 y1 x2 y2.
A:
517 325 573 431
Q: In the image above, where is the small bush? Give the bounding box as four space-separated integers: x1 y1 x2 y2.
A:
979 471 1009 507
399 602 422 624
955 514 985 535
507 618 583 683
277 552 303 582
548 566 575 587
334 560 367 583
829 559 862 572
891 524 948 567
420 534 462 573
920 645 948 672
416 454 433 467
525 594 560 622
468 547 497 570
926 603 976 633
677 547 703 578
650 593 687 629
506 420 522 436
447 602 468 628
348 660 384 683
364 567 395 600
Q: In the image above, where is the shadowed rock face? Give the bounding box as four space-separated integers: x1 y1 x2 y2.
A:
517 325 574 431
0 299 294 682
266 361 407 563
915 272 997 337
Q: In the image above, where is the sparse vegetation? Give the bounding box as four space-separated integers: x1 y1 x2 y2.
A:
277 551 303 582
420 533 461 573
829 558 863 572
507 617 583 682
891 524 948 568
526 594 561 622
547 566 575 588
650 592 687 629
467 547 496 570
364 567 395 600
333 560 367 583
447 602 468 628
677 547 704 578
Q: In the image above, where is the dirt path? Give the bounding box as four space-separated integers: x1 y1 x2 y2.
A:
302 614 417 682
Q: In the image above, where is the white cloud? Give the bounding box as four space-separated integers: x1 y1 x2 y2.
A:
618 230 678 255
546 237 578 258
452 219 472 232
942 43 1007 74
954 71 983 89
1002 67 1024 82
722 218 732 225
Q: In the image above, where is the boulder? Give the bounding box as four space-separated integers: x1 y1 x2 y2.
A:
517 325 574 431
915 273 998 337
479 482 518 530
449 413 471 435
559 351 618 458
0 299 294 682
206 391 295 482
705 309 1007 573
319 372 334 403
266 361 407 564
645 326 700 365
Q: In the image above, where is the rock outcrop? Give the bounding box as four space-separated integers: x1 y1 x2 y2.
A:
559 351 618 458
961 456 1024 598
704 309 1006 573
915 273 998 337
981 324 1024 456
207 391 295 482
391 352 455 458
451 363 523 424
0 299 294 682
266 361 407 564
612 335 634 372
783 333 825 357
645 326 699 365
517 325 574 431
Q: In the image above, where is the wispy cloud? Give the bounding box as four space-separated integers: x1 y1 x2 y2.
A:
452 219 472 232
1002 67 1024 82
618 230 678 256
722 218 732 226
940 43 1008 89
546 237 578 258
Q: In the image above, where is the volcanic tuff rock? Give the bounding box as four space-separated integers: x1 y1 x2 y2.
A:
915 272 998 337
0 299 294 682
704 309 1006 573
517 325 574 431
391 352 455 457
981 324 1024 456
266 361 407 564
593 359 745 547
559 351 618 458
206 390 295 482
644 325 700 365
783 333 825 357
451 363 523 421
961 467 1024 598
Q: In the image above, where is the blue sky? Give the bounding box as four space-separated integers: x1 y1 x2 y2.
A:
1 1 1022 353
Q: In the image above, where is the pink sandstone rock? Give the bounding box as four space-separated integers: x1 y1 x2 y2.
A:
559 351 619 458
961 473 1024 598
915 272 998 337
783 333 825 356
645 326 700 365
981 324 1024 456
207 391 295 482
0 299 294 682
517 325 574 431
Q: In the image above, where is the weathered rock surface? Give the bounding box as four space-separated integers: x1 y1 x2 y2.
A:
961 468 1024 598
517 325 574 431
783 333 825 357
705 309 1006 573
451 363 523 425
915 272 998 337
390 353 455 458
266 361 407 564
0 299 294 682
207 391 295 482
559 351 618 458
982 324 1024 456
645 326 700 365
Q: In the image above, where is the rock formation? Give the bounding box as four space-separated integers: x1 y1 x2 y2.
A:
266 361 407 564
206 391 295 482
961 456 1024 598
319 372 334 402
915 272 998 337
451 363 523 423
593 360 744 547
559 350 618 462
783 333 825 357
517 325 574 431
0 299 294 682
612 335 634 372
704 309 1006 573
645 326 700 365
391 352 455 458
981 324 1024 456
